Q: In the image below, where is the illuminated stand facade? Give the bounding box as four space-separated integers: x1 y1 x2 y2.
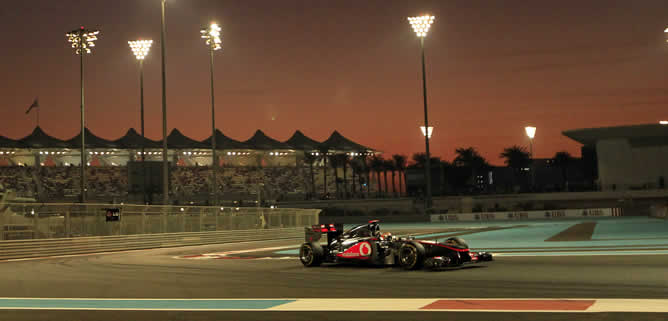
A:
0 127 375 168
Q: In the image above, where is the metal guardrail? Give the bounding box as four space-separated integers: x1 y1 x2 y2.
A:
0 203 319 240
0 227 304 260
0 203 319 261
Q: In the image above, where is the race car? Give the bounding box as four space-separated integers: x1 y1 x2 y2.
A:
299 220 492 270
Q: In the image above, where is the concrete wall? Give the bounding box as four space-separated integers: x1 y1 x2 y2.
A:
596 139 668 191
596 139 634 190
281 190 668 216
631 145 668 189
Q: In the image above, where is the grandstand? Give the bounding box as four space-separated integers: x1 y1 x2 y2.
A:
0 127 377 203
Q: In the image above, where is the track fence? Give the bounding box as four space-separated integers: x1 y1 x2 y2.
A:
1 203 320 240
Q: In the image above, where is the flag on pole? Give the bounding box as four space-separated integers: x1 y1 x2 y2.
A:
25 98 39 114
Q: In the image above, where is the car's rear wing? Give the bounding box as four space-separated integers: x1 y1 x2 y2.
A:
305 223 343 244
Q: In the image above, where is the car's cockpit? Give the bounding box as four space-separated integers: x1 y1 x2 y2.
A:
343 221 380 239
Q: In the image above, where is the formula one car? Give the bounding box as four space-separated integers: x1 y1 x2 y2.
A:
299 220 492 270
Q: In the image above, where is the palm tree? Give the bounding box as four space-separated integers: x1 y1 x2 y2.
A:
363 155 372 198
302 151 317 198
500 145 531 190
553 151 572 191
392 154 407 197
410 152 442 196
454 147 489 191
383 159 394 196
384 159 397 197
412 152 427 168
500 145 531 171
369 154 384 198
411 152 441 168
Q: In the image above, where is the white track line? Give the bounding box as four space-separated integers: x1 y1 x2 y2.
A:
0 298 667 312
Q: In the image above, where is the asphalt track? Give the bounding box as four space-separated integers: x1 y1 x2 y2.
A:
0 218 666 320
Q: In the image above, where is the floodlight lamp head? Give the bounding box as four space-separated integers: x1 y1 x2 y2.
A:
128 39 153 60
201 22 222 51
408 15 435 38
66 26 100 55
525 126 536 139
420 126 434 139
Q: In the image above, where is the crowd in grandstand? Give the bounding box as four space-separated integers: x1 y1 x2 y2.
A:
0 164 362 203
0 166 37 197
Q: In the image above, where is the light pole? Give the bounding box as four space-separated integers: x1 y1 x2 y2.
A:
66 26 99 203
160 0 169 205
408 15 435 209
129 39 153 204
200 23 222 206
525 126 536 191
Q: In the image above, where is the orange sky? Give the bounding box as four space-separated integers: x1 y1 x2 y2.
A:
1 0 667 165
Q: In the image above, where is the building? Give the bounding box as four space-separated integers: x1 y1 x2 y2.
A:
0 127 378 203
0 127 376 168
563 123 668 191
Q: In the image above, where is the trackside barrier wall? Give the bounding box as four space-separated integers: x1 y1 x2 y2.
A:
0 203 320 241
430 208 624 222
0 228 305 260
649 204 667 219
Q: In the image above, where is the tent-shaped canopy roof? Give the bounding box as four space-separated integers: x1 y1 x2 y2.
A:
244 130 293 150
0 135 25 148
284 130 322 151
159 129 208 149
66 128 118 149
19 127 69 148
202 129 250 149
321 131 373 152
1 128 375 152
113 128 161 149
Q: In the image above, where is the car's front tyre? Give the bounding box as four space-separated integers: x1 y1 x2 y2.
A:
398 242 425 270
299 242 324 267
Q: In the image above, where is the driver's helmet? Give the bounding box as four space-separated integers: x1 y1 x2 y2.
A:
444 237 469 249
380 232 392 240
369 222 381 236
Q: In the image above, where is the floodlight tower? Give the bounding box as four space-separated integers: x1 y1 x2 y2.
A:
66 26 100 203
408 15 435 209
525 126 537 191
201 23 222 205
129 39 153 203
160 0 169 205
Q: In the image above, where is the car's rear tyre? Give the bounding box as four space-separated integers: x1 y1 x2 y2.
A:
299 242 324 267
398 242 425 270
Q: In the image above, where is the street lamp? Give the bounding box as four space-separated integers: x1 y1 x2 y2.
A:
160 0 169 205
129 39 153 203
200 22 222 205
420 126 434 139
525 126 536 191
408 14 435 209
66 26 100 203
